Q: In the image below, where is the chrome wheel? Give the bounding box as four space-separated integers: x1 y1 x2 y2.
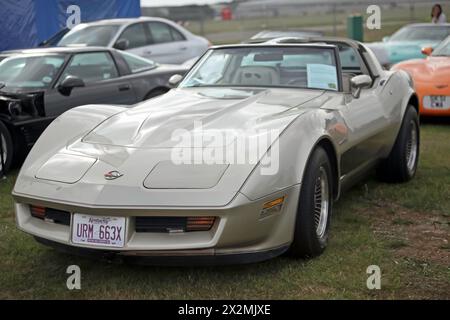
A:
406 120 418 175
313 166 329 238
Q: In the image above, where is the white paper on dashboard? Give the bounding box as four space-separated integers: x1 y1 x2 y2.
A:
306 64 338 91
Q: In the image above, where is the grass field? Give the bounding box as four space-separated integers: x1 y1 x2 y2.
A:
0 122 449 299
186 3 436 44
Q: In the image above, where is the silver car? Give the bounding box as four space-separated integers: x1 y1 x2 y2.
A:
57 17 210 64
12 38 419 265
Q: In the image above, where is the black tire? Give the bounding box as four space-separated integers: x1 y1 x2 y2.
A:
289 147 333 258
0 121 13 174
143 88 169 101
377 106 420 183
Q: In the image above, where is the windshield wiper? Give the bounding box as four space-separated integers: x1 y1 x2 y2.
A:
0 82 5 90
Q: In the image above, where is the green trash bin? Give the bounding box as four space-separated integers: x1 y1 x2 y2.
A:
347 15 364 41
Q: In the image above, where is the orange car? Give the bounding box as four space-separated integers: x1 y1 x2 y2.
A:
392 36 450 116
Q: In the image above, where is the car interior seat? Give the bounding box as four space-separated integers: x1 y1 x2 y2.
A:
233 66 280 86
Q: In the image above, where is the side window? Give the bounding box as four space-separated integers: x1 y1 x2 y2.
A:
171 27 186 42
120 51 156 73
61 52 119 84
147 22 185 44
117 23 148 49
338 45 362 70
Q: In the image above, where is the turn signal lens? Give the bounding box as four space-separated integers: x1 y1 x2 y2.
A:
261 196 285 218
30 205 46 219
186 217 216 231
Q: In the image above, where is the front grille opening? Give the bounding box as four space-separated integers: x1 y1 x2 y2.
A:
30 206 71 226
135 216 216 233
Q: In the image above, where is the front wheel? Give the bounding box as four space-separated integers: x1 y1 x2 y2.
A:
289 147 333 258
377 106 420 183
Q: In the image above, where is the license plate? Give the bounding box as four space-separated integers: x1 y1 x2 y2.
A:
72 214 126 248
430 96 445 108
424 96 449 109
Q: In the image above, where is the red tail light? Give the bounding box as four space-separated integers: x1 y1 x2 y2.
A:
30 206 46 219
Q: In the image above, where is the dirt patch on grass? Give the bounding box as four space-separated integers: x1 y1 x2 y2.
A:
361 200 450 299
368 202 449 266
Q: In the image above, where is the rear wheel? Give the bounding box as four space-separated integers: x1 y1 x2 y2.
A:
0 121 13 174
289 147 333 258
377 106 420 182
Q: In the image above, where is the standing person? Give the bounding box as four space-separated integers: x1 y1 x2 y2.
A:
431 4 447 24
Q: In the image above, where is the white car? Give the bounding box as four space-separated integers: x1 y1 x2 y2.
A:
57 17 210 64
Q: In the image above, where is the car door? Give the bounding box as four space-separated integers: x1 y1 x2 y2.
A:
143 21 191 64
45 51 137 117
115 23 151 58
338 46 388 176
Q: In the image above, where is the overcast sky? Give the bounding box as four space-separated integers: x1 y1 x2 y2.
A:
141 0 230 7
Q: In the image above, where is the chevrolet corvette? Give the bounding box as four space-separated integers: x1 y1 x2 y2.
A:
13 38 420 265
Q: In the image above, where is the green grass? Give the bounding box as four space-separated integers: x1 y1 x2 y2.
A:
0 124 449 299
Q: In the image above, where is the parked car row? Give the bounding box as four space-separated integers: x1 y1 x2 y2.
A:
0 15 445 265
12 38 420 264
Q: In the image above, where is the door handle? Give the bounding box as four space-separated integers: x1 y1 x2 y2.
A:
118 84 131 92
179 46 188 51
144 50 152 55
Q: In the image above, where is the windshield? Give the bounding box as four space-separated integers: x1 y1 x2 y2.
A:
390 26 450 42
432 37 450 56
58 25 120 46
180 46 339 91
0 55 66 88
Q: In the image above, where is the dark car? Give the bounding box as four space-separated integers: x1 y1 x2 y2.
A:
0 47 188 173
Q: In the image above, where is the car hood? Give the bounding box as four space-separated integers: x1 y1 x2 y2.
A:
395 56 450 82
82 87 325 148
15 87 331 207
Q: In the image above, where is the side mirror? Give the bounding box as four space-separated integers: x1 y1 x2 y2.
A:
382 36 390 43
114 39 129 51
350 75 372 99
421 47 433 56
168 74 183 87
57 76 85 96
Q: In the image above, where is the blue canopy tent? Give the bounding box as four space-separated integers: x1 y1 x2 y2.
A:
0 0 141 51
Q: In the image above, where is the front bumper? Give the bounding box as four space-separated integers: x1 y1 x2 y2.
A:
14 185 300 265
34 236 289 266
